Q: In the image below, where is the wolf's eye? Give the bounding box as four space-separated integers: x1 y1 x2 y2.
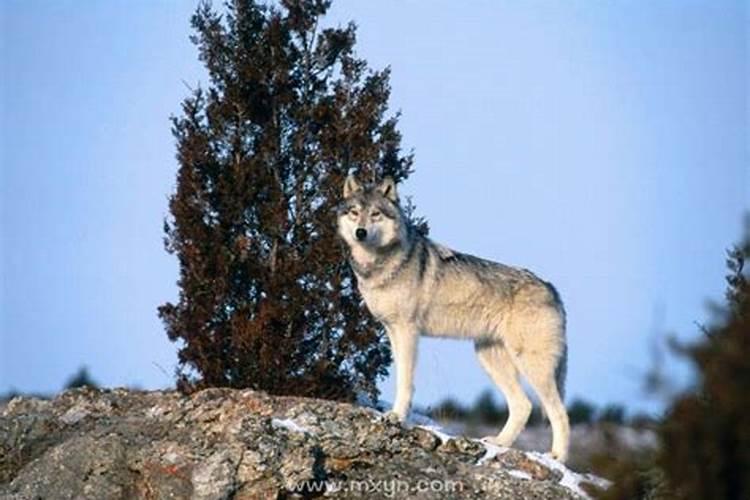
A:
371 211 381 218
349 208 359 217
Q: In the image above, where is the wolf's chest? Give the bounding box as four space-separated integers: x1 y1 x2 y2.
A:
357 281 415 325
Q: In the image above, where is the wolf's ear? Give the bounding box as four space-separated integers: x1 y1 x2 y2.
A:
343 175 362 198
377 176 398 203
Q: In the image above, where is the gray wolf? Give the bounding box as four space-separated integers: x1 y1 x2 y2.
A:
336 175 570 462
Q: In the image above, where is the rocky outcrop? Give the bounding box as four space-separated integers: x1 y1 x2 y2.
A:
0 388 607 499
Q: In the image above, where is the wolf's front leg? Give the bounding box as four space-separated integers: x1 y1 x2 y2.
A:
388 325 419 421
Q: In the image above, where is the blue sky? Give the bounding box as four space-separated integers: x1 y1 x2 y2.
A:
1 1 747 416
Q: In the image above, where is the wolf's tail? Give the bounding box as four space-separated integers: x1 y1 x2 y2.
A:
543 280 567 402
555 300 568 401
555 339 567 402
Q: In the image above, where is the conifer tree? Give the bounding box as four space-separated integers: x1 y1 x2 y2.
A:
656 221 750 499
159 0 420 400
601 220 750 499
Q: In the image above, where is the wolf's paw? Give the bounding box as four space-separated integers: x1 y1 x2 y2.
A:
380 410 407 424
545 450 568 464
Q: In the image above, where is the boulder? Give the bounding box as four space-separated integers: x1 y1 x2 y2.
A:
0 388 608 499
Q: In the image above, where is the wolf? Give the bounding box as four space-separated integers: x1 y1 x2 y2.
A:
336 175 570 462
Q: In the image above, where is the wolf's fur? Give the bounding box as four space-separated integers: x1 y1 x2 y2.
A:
337 175 571 462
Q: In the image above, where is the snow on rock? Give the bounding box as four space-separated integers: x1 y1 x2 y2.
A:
475 440 510 465
507 469 533 480
403 408 610 499
525 450 612 499
271 417 310 434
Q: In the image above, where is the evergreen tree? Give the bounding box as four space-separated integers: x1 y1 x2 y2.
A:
598 404 626 425
601 219 750 499
64 367 98 390
471 389 507 425
159 0 420 401
567 398 596 425
656 221 750 499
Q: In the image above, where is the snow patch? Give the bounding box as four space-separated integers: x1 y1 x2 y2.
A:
363 405 611 498
476 439 510 465
507 469 532 480
271 417 310 434
367 405 457 444
415 423 455 444
410 415 513 466
525 451 611 499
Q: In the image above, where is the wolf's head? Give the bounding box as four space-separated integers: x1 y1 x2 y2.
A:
337 175 407 252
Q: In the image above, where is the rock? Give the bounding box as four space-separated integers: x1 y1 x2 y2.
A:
0 388 607 499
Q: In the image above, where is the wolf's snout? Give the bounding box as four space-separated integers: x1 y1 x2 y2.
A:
355 228 367 241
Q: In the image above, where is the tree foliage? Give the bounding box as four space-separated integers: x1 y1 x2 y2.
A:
64 367 98 390
159 0 418 401
602 219 750 499
656 220 750 499
567 398 596 425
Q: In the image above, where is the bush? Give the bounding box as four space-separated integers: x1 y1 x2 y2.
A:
470 389 509 425
64 367 98 390
159 0 420 401
598 404 626 425
428 398 469 421
567 398 597 425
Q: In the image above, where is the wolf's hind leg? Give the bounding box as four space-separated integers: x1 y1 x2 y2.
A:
474 341 532 448
517 349 570 462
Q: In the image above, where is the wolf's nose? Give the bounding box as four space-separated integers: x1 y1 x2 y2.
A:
355 228 367 241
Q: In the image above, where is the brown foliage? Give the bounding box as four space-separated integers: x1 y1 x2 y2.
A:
655 225 750 500
602 219 750 499
159 0 419 401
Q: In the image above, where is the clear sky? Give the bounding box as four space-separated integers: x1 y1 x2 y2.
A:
1 1 747 416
